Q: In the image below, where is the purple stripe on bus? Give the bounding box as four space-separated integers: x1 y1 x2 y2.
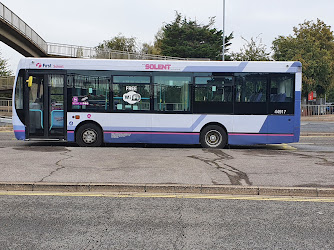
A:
183 62 248 73
229 133 293 137
192 115 207 129
104 132 200 135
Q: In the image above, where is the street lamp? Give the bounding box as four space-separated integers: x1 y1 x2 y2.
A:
222 0 226 61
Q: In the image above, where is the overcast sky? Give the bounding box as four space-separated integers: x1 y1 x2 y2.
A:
1 0 333 72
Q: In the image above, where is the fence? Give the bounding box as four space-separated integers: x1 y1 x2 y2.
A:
0 76 15 90
301 105 334 116
0 98 12 114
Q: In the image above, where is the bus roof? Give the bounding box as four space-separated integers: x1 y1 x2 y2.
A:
17 58 302 73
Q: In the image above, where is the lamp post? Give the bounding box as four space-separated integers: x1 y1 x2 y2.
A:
222 0 226 61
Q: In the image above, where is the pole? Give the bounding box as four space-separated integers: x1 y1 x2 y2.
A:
222 0 226 61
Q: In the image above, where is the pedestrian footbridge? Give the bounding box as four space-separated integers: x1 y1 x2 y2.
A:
0 3 47 57
0 2 186 60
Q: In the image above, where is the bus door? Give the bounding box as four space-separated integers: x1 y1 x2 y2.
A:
25 72 66 139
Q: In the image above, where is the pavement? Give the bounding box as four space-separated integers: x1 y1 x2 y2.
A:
0 115 334 198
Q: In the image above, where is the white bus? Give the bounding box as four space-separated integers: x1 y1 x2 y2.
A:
13 58 302 148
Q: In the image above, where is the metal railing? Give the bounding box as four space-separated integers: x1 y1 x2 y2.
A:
0 2 48 52
0 76 15 90
301 105 334 116
0 98 12 113
47 43 192 61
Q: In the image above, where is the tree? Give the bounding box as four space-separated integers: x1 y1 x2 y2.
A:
231 35 271 61
272 19 334 98
156 13 233 60
0 50 12 76
96 33 138 59
141 43 158 55
97 33 137 52
140 29 163 55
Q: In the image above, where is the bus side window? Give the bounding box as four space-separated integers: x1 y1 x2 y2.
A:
270 75 294 103
112 75 151 111
235 74 267 103
153 75 192 112
268 74 295 115
67 71 110 111
15 73 24 110
194 76 233 103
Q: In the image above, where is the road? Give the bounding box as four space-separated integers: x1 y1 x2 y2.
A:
292 135 334 152
0 122 333 249
0 131 334 188
301 121 334 133
0 193 333 249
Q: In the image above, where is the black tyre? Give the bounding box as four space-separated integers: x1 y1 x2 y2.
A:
200 125 227 148
76 123 103 147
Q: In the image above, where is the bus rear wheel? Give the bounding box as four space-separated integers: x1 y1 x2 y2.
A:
76 123 103 147
200 125 227 148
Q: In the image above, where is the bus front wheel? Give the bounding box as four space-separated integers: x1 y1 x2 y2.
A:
76 123 103 147
200 125 227 148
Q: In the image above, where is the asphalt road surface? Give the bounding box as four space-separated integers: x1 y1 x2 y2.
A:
292 135 334 152
0 122 333 249
0 194 333 249
301 121 334 133
0 131 334 187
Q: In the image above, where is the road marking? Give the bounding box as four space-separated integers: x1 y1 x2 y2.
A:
281 144 297 150
300 136 334 138
264 144 296 150
0 191 334 203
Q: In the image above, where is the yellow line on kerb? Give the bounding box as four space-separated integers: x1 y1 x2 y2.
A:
0 191 334 203
281 144 297 150
266 144 297 150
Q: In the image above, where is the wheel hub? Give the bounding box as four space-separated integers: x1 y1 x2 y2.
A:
83 130 97 144
210 134 217 142
205 130 222 147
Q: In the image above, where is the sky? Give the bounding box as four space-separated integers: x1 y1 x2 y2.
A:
1 0 334 72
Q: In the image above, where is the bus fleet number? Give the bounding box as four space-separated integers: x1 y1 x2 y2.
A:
274 109 287 115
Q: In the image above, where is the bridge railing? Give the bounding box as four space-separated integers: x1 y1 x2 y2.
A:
46 43 190 61
0 2 48 52
0 76 15 90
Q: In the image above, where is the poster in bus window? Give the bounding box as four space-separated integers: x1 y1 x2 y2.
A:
72 96 89 106
123 91 141 105
51 111 64 128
